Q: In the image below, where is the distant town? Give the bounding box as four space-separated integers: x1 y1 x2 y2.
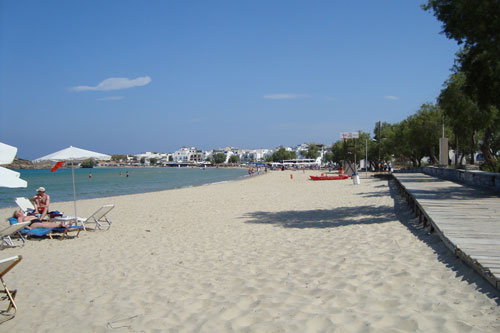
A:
101 143 330 168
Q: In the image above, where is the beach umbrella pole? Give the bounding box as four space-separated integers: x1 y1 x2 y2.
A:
71 165 83 230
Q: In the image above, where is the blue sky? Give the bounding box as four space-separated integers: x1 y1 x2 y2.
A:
0 1 458 159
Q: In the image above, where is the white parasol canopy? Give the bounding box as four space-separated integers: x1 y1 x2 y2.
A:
33 146 111 229
0 167 27 188
0 142 28 188
33 146 111 163
0 142 18 165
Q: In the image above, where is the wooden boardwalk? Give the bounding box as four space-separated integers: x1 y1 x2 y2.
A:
393 172 500 290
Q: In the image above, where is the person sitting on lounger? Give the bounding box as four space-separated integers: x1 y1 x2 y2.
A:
13 211 71 229
31 187 50 220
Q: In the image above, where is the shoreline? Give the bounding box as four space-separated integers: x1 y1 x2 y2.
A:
0 167 255 209
1 172 259 210
1 170 499 331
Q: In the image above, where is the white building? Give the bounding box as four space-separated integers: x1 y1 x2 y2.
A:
173 147 202 163
134 152 169 165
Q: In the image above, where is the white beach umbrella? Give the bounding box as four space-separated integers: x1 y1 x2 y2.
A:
0 142 18 165
33 146 111 229
0 142 28 188
0 167 27 188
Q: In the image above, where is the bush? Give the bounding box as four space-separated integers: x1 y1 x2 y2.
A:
80 160 96 168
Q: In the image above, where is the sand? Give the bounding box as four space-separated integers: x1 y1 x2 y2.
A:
1 170 499 332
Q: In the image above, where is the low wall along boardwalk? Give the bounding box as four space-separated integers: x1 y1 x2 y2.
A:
398 166 500 193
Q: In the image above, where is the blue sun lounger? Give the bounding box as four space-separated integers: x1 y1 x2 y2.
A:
8 218 83 240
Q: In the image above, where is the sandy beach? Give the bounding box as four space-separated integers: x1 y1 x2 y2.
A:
1 170 499 332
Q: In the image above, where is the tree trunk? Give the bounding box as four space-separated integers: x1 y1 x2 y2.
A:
481 126 496 165
459 153 465 166
470 132 475 164
454 133 459 167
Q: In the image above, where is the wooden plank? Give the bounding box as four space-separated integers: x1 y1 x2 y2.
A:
393 172 500 289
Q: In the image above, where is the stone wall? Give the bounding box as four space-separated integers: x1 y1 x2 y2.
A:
397 166 500 193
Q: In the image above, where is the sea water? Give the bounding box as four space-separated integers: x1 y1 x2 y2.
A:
0 167 248 208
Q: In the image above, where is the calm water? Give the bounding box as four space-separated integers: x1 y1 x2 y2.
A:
0 167 248 208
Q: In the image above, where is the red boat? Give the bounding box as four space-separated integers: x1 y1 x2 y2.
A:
310 174 349 181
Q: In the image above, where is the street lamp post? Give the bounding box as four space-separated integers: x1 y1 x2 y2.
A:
366 138 368 178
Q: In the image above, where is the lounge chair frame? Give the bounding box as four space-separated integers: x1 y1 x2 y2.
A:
84 205 114 230
59 205 114 231
0 255 22 323
0 222 30 248
21 226 82 240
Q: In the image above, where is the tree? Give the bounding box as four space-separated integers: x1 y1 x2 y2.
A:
111 154 127 162
228 155 240 164
330 140 346 164
213 153 226 164
423 1 500 108
371 105 445 168
406 103 444 166
149 158 157 166
140 157 145 165
270 147 296 162
301 143 321 160
322 151 334 164
423 0 500 170
439 71 481 165
80 159 96 168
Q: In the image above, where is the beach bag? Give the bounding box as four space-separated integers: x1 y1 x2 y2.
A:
49 211 63 218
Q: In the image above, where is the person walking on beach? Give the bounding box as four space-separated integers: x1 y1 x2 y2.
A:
31 187 50 221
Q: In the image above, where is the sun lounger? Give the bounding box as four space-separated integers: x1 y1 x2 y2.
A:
0 255 22 323
8 218 82 240
57 205 114 231
14 197 35 214
0 222 30 248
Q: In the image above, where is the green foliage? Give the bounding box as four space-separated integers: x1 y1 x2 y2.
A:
330 141 345 163
111 154 127 162
213 153 226 164
228 155 240 164
80 160 96 168
270 147 297 162
322 151 334 163
140 157 145 164
407 103 443 165
370 104 444 167
149 158 157 165
424 0 500 166
439 71 481 164
301 144 321 159
330 132 374 166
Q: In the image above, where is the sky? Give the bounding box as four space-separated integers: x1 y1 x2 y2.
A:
0 0 459 159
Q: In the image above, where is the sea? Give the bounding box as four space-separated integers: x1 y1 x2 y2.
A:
0 167 249 208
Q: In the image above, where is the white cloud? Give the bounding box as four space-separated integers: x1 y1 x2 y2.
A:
97 96 124 101
384 95 398 100
72 76 151 92
262 93 309 100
